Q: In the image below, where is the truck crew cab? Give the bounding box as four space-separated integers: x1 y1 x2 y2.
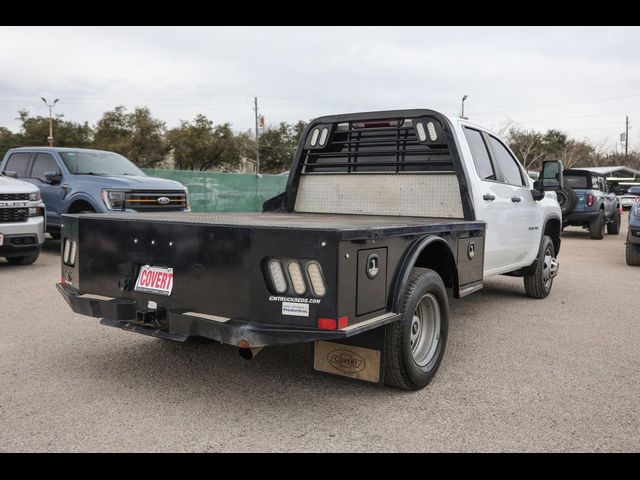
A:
57 109 563 390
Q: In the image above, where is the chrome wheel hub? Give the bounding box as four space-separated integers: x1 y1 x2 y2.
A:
410 293 441 367
542 247 559 290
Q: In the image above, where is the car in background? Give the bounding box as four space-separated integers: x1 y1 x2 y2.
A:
626 199 640 265
620 186 640 210
0 147 189 238
557 169 620 239
0 172 45 264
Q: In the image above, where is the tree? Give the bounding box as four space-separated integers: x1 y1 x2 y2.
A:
507 128 546 171
166 115 244 171
0 127 18 158
0 110 92 157
507 128 571 171
258 120 308 173
92 106 167 168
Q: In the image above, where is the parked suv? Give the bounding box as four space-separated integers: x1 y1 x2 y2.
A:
620 186 640 210
0 148 189 238
557 169 620 239
627 199 640 265
0 172 45 264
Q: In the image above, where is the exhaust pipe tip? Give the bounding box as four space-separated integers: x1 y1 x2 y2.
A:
238 347 263 360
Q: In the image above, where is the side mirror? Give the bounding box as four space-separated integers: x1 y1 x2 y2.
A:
43 171 62 184
533 160 563 196
2 170 18 179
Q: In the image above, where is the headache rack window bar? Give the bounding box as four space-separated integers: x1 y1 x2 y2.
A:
302 118 454 174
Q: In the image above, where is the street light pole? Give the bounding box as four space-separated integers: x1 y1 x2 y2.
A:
460 95 468 119
41 97 59 146
254 96 260 174
625 116 629 160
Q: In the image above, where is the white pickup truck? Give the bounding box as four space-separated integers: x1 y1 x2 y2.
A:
0 172 46 264
58 109 563 390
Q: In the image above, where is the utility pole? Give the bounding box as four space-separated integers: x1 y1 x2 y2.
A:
254 96 260 174
41 97 59 146
625 116 629 159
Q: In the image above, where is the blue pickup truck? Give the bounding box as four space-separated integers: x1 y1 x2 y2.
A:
557 169 620 240
0 147 189 238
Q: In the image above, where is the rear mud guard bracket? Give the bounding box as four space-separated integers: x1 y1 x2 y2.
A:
313 325 387 386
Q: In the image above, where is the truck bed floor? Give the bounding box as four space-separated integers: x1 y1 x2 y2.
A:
75 212 483 239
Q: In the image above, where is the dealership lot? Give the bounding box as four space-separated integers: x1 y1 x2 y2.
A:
0 218 638 452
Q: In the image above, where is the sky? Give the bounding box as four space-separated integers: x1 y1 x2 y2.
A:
1 26 639 151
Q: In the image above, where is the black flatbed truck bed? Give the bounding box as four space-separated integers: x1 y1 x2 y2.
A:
57 211 484 351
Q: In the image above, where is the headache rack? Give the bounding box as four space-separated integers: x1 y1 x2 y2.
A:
301 118 455 174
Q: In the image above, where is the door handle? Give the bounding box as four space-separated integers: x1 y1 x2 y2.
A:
483 194 496 201
511 196 522 203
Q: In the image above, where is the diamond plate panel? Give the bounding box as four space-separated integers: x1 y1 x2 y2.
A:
294 174 464 218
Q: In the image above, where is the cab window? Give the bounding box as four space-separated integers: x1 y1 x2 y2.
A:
463 127 496 181
30 153 60 180
487 136 525 187
4 152 31 177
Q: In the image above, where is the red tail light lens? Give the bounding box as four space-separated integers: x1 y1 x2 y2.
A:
318 318 337 330
587 193 594 207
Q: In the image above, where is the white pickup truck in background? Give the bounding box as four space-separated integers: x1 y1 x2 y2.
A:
0 172 46 265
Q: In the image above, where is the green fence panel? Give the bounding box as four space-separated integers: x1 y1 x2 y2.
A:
143 169 288 212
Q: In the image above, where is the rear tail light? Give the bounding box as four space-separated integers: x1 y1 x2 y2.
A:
317 318 336 330
287 261 306 295
62 238 77 266
63 238 71 264
587 193 594 207
306 262 326 297
317 316 348 331
69 240 77 266
264 258 326 298
267 260 288 294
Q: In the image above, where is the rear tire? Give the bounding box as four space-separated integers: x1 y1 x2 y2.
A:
589 210 605 239
384 268 449 391
607 209 621 235
524 235 557 299
5 252 40 265
626 234 640 266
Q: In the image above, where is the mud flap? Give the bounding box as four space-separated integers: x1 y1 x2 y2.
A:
313 325 386 386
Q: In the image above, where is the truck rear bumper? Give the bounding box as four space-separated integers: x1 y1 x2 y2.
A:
563 211 600 225
56 283 399 347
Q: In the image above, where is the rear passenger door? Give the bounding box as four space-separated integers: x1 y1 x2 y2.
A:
463 127 512 273
27 153 65 227
485 135 542 267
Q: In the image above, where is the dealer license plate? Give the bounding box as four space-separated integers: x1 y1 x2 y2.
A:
134 265 174 296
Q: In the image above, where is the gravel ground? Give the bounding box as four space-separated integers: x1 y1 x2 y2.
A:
0 217 638 452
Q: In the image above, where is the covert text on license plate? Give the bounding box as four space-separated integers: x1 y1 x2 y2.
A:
134 265 174 296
